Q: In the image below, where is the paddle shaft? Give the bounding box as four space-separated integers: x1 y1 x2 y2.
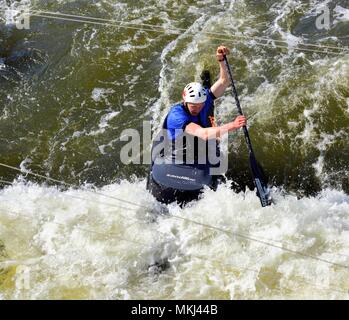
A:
223 55 254 154
223 55 272 207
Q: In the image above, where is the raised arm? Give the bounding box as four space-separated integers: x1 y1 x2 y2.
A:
210 46 231 99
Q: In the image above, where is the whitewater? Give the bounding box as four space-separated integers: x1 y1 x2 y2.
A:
0 0 348 299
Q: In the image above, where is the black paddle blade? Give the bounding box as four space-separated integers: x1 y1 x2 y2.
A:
249 152 272 207
200 70 211 89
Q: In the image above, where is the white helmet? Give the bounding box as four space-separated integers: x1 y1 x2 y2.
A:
182 82 207 104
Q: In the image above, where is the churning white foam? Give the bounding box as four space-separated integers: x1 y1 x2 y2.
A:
0 180 348 299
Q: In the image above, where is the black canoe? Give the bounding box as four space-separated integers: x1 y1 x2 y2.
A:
147 159 221 205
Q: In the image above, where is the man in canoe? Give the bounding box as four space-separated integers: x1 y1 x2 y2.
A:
147 45 247 205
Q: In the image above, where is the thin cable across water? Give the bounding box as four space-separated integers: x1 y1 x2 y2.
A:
0 8 348 55
1 162 349 271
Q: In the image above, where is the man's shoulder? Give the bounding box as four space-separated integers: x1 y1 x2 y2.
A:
205 88 216 101
168 103 188 119
169 103 185 113
166 103 190 129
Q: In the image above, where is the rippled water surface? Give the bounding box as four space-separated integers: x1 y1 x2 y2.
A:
0 0 348 299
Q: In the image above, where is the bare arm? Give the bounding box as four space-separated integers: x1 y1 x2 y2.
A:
185 115 247 141
211 46 231 99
